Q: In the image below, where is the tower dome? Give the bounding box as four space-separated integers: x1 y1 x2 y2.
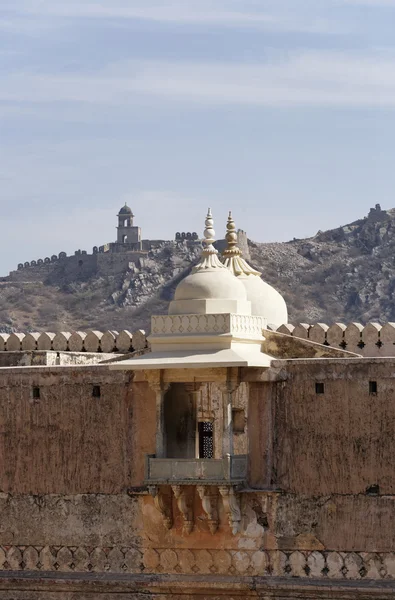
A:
169 209 251 316
222 212 288 329
118 203 133 216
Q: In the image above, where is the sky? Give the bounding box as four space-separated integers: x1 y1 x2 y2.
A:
1 0 395 275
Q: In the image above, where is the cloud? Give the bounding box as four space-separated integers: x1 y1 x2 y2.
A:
0 0 348 35
342 0 395 4
2 51 395 110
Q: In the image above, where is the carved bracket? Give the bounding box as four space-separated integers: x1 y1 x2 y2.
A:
219 485 241 535
172 485 194 534
197 485 219 534
148 485 173 530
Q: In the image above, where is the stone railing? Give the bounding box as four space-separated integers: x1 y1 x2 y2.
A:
274 322 395 357
145 454 247 483
0 330 148 354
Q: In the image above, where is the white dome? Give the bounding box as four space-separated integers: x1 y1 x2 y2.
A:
169 208 251 316
174 268 247 302
240 275 288 329
221 211 288 328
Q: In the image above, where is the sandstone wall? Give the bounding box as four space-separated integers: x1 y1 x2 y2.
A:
0 367 155 494
0 362 394 597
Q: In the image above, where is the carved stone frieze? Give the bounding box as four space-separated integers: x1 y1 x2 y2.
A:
150 313 266 338
197 485 219 534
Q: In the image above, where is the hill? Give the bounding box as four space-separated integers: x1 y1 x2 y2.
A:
1 204 395 332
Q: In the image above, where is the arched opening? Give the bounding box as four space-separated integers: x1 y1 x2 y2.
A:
124 219 128 227
164 384 196 458
122 234 128 243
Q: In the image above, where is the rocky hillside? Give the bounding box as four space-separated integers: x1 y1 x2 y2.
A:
1 204 395 332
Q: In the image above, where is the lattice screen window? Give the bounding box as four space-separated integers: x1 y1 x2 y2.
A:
198 421 213 459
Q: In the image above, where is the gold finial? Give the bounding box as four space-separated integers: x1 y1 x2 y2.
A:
222 211 261 276
224 211 241 256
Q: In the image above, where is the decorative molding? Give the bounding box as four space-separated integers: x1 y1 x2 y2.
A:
171 485 194 535
150 313 266 338
0 546 395 580
197 486 219 534
148 486 173 530
218 486 242 535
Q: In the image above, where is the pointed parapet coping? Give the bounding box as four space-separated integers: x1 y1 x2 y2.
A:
101 330 119 353
53 331 72 352
132 329 148 352
380 322 395 344
85 330 104 353
22 332 40 351
116 330 133 353
7 333 25 351
37 332 56 351
276 324 295 335
344 323 364 347
327 323 346 347
292 323 310 339
68 331 87 352
363 322 382 346
309 323 329 344
0 333 9 352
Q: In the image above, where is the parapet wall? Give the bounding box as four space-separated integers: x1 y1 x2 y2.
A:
1 323 394 357
275 322 395 357
0 329 148 354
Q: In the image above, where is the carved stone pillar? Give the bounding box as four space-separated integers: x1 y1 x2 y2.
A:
219 485 241 535
219 376 239 458
148 485 173 530
197 485 219 534
184 384 201 459
172 485 194 534
145 371 169 458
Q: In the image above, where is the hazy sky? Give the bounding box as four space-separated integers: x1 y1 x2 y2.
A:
1 0 395 275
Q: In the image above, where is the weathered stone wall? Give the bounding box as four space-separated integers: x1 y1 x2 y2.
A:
0 361 395 597
0 366 148 494
266 358 395 497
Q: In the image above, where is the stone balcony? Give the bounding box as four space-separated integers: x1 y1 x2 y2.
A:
145 454 248 485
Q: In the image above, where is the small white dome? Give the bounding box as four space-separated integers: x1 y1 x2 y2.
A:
174 268 247 302
221 211 288 328
168 208 251 316
241 275 288 329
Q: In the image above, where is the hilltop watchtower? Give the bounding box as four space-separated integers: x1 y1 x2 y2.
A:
116 203 142 247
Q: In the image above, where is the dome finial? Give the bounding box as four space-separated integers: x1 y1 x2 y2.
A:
224 211 241 257
222 212 260 276
203 208 215 247
193 208 226 272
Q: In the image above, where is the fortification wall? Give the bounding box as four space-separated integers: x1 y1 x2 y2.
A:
0 329 148 354
0 361 395 597
96 251 146 276
7 246 147 282
274 321 395 357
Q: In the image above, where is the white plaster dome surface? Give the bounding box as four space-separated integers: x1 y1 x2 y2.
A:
222 212 288 328
174 268 247 301
241 274 288 329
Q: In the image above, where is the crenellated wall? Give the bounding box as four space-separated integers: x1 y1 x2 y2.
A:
0 329 148 354
2 323 395 357
274 322 395 357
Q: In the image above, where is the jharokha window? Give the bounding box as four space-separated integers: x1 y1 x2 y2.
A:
198 421 213 459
